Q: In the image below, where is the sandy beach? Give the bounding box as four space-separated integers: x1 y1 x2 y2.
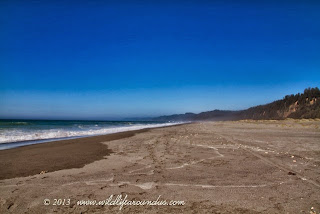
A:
0 120 319 213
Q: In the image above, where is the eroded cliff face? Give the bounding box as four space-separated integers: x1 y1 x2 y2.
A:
286 97 320 119
282 98 318 118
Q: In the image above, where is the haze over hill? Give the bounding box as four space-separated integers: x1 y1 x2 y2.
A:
153 87 320 121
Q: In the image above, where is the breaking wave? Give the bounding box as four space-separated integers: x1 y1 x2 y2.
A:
0 122 180 144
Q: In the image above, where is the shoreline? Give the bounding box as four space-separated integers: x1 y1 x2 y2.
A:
0 122 187 151
0 135 89 151
0 128 149 180
0 123 187 180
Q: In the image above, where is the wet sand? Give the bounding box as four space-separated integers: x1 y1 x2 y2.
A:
0 120 319 213
0 129 150 180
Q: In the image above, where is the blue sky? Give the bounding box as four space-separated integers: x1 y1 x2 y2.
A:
0 1 319 119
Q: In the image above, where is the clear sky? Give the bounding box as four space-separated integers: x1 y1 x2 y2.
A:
0 1 319 120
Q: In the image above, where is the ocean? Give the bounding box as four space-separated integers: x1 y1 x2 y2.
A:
0 119 180 150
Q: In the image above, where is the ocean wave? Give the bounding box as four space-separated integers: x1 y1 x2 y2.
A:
0 121 29 126
0 123 181 144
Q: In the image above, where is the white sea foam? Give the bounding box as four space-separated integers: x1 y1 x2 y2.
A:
0 123 181 144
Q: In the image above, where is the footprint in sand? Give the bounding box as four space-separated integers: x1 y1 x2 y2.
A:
11 189 18 193
16 181 23 186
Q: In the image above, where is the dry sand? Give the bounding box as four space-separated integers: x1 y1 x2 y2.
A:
0 120 319 213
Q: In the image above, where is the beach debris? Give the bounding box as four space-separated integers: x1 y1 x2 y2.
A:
40 171 48 174
293 160 297 163
310 208 316 214
291 155 294 158
288 171 296 176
